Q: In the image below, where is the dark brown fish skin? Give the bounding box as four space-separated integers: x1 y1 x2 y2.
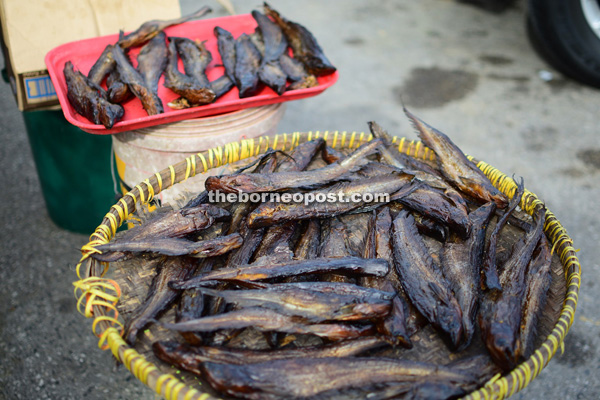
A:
137 32 168 95
109 233 241 262
369 121 470 218
205 138 381 194
122 204 230 241
214 26 237 83
252 221 295 261
235 34 263 98
226 224 266 266
479 207 546 371
276 138 326 173
355 160 470 222
223 152 279 267
164 39 216 106
252 10 288 95
87 44 115 86
318 217 354 283
397 183 471 239
412 212 449 242
405 108 508 209
264 2 336 76
249 281 395 302
153 336 387 369
343 212 375 259
170 256 389 289
197 286 391 322
293 219 321 260
321 145 346 164
246 173 416 228
252 140 325 262
106 68 132 103
173 36 212 88
161 307 374 341
91 234 242 262
482 179 525 291
519 234 552 359
441 202 496 350
64 61 124 129
369 121 442 178
117 6 212 49
123 256 198 345
279 53 318 89
200 356 475 400
210 75 235 98
111 44 164 115
392 209 464 349
360 208 413 347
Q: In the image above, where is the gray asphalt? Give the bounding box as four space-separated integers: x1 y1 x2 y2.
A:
1 0 598 399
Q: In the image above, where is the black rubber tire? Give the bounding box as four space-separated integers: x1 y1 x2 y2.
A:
528 0 600 88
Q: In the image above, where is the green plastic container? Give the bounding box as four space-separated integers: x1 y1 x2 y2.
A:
23 109 117 234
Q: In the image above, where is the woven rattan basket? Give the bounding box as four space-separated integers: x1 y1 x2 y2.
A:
74 131 581 400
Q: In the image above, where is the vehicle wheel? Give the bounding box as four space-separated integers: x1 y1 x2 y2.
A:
528 0 600 88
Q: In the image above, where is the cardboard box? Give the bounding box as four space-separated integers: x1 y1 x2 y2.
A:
0 0 181 111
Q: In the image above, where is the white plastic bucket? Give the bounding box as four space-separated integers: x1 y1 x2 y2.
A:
113 103 286 205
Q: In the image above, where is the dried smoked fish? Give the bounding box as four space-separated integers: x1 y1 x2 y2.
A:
405 108 508 208
170 256 389 289
64 61 124 129
392 209 464 349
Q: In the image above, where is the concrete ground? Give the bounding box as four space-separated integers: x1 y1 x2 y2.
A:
1 0 598 399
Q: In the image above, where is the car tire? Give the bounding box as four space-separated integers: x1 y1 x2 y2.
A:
528 0 600 88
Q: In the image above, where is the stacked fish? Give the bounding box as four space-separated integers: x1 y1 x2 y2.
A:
63 3 336 129
93 110 553 399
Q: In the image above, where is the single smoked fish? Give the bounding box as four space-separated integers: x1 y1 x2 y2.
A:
161 307 374 341
252 10 288 94
441 202 496 349
170 256 389 289
481 178 525 291
123 256 198 345
164 39 216 106
405 108 508 208
64 61 124 129
200 356 475 399
136 32 168 99
519 234 552 359
197 286 391 322
264 2 336 76
112 44 164 115
235 33 263 98
118 6 212 49
173 36 212 88
214 26 237 83
153 336 386 369
392 209 464 349
479 206 546 370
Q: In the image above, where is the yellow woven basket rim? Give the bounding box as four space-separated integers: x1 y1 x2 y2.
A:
73 131 581 400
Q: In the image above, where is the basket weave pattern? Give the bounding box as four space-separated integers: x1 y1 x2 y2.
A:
73 131 581 400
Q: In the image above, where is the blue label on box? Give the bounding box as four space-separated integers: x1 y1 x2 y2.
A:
24 75 57 100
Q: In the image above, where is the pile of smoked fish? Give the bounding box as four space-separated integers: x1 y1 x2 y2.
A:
94 109 555 400
64 3 335 129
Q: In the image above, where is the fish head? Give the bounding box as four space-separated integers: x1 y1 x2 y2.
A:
485 323 518 370
205 174 264 194
438 310 464 350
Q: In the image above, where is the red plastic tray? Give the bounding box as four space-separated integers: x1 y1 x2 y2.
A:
45 14 338 135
